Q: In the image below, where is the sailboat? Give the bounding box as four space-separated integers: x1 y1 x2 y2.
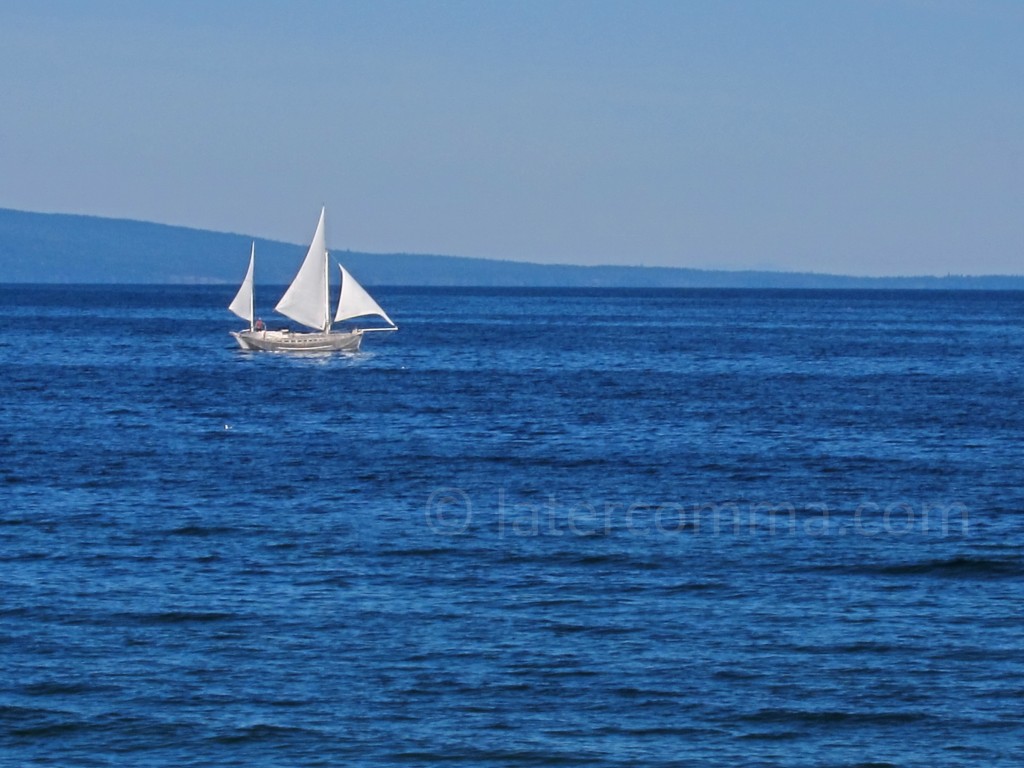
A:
228 207 396 352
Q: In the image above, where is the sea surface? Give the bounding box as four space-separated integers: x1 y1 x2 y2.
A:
1 285 1023 767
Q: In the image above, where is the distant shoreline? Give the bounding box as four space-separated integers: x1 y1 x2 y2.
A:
2 207 1023 289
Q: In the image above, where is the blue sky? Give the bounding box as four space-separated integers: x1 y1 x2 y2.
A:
1 0 1022 276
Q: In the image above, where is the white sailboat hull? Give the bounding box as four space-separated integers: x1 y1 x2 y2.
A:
231 328 364 352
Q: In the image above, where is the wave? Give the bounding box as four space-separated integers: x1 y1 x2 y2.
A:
165 524 240 537
873 556 1024 578
741 708 928 726
803 555 1024 579
211 722 324 744
130 610 236 624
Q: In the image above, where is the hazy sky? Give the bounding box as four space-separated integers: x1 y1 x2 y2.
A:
2 1 1022 276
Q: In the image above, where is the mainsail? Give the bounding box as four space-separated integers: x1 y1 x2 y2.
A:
228 242 255 329
276 207 330 331
335 265 395 326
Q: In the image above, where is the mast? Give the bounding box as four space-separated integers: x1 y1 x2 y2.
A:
248 241 255 332
324 242 331 332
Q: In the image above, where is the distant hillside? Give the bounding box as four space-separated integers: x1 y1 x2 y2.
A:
1 207 1022 289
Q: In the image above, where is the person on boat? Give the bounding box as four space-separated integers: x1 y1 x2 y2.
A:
255 318 265 331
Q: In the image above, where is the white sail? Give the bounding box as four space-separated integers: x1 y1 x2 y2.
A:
335 264 395 326
275 207 330 331
228 242 255 327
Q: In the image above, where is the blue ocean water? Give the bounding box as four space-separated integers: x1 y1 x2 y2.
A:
1 285 1023 767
